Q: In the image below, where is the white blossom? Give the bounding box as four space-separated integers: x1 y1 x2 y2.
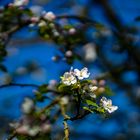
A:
83 43 97 62
69 28 76 35
43 11 56 21
89 85 98 92
16 124 30 134
88 85 98 98
28 126 40 136
89 93 96 98
13 0 29 6
60 96 69 105
38 20 46 27
100 97 118 113
74 67 90 80
21 98 34 114
61 72 77 85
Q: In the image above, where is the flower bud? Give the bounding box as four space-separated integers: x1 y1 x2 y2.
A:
99 80 106 86
60 96 69 105
21 98 34 114
69 28 76 35
43 11 56 21
65 50 73 57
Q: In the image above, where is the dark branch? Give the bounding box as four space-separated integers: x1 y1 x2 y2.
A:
0 83 39 89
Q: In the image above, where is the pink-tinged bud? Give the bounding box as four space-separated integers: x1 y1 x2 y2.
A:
8 3 14 7
38 21 46 27
65 50 73 57
49 79 57 86
16 125 29 134
41 124 51 133
31 17 40 23
92 80 97 85
40 114 47 121
99 80 106 86
98 87 105 93
69 28 76 35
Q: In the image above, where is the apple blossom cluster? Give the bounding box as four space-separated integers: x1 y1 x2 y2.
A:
61 67 118 113
30 11 56 28
12 0 29 7
10 98 51 137
61 67 90 85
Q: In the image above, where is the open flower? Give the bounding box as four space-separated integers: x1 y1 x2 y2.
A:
21 98 34 114
13 0 29 6
74 67 90 80
61 72 77 85
100 97 118 113
43 11 56 21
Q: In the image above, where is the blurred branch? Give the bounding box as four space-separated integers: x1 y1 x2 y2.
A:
97 0 140 65
56 15 99 25
60 104 70 140
0 83 39 89
0 20 31 39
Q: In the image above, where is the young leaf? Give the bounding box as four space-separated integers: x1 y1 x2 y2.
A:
83 106 93 113
86 100 98 107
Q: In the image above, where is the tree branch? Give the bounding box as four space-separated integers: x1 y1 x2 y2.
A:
0 83 39 89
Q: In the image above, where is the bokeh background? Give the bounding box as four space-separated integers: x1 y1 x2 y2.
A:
0 0 140 140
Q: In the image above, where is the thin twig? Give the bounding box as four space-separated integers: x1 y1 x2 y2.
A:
60 104 70 140
0 83 39 89
63 121 69 140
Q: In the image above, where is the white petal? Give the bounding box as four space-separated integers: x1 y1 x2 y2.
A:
78 76 84 80
89 85 98 92
74 69 80 76
89 93 96 98
81 67 90 78
71 78 77 84
106 106 118 113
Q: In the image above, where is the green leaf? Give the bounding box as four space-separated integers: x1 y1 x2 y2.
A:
38 85 48 93
86 100 98 107
96 107 105 113
105 86 114 96
57 84 71 93
83 106 93 113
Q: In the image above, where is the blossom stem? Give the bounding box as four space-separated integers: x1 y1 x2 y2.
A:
63 121 69 140
60 104 70 140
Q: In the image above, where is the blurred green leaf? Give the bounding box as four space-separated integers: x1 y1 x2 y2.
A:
105 86 114 96
83 106 93 113
86 100 98 107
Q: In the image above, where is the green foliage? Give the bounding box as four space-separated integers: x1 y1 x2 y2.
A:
86 100 98 108
83 106 93 113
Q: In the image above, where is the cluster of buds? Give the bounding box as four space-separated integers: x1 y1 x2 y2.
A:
29 11 56 27
10 98 51 136
10 0 29 7
82 79 106 99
